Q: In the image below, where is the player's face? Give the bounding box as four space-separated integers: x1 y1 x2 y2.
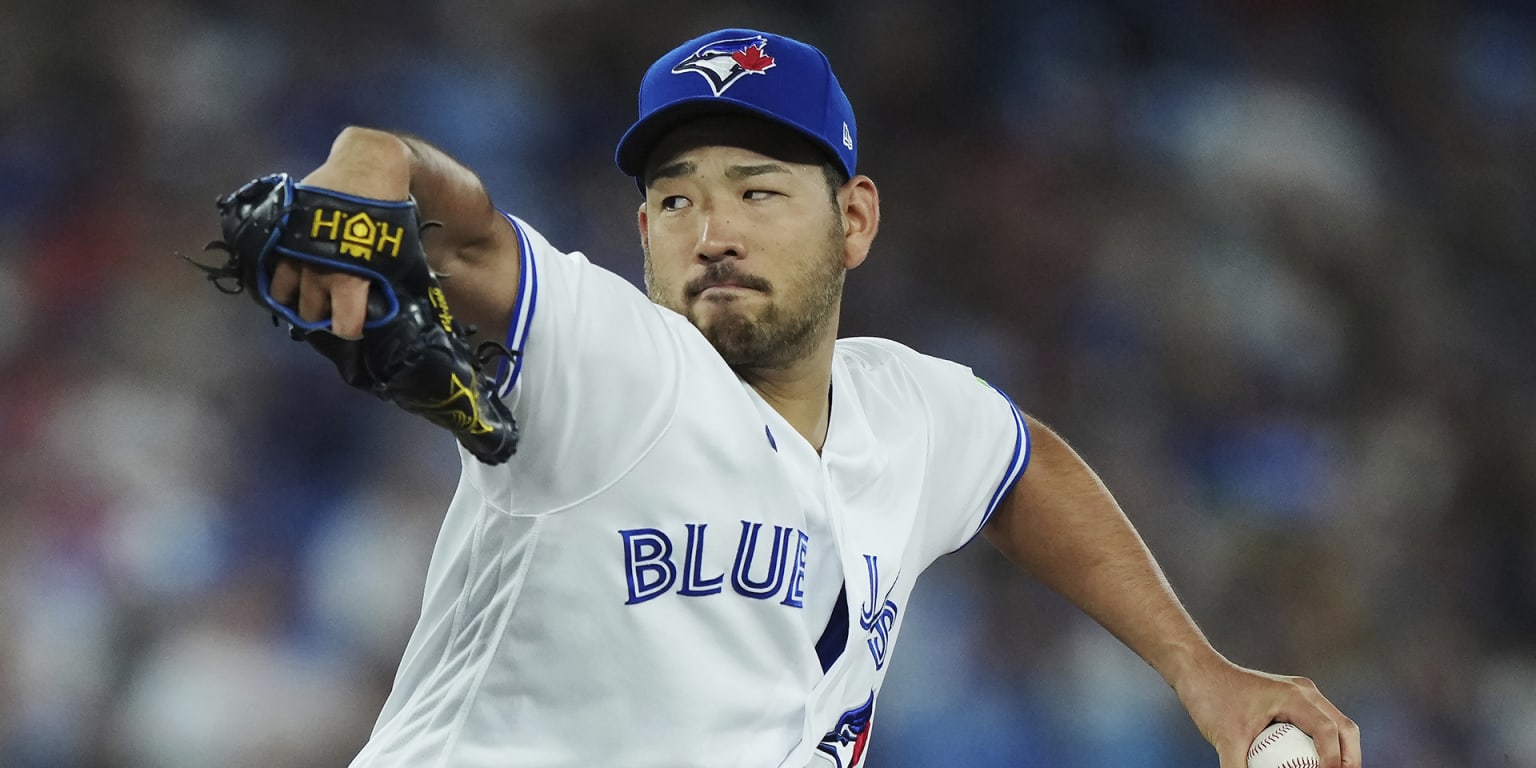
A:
639 120 851 370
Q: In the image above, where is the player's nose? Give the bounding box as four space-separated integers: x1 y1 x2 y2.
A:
694 212 745 263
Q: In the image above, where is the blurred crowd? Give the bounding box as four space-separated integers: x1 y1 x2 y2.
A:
2 1 1533 766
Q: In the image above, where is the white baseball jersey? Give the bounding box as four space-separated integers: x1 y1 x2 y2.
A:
348 217 1030 768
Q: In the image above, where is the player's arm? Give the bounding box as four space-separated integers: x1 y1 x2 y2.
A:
981 414 1361 768
271 126 522 343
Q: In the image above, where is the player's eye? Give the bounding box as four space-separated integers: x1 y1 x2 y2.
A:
743 189 778 201
660 195 691 211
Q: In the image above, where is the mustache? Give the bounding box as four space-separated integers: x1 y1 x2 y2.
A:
685 264 773 297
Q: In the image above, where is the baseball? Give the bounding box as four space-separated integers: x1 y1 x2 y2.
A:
1247 722 1321 768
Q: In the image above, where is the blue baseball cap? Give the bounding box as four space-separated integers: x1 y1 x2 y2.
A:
615 29 857 184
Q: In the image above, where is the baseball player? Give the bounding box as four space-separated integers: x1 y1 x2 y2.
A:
208 28 1361 768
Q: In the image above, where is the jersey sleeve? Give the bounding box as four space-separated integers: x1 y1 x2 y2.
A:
908 352 1031 561
487 215 684 513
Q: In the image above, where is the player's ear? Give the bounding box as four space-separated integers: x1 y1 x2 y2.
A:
637 202 650 250
839 175 879 270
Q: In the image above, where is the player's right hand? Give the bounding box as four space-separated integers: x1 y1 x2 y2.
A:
268 260 371 339
1177 659 1360 768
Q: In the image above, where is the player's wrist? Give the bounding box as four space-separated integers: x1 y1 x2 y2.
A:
1153 639 1234 696
301 126 413 201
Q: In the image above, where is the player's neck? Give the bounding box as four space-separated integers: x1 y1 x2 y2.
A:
738 346 834 454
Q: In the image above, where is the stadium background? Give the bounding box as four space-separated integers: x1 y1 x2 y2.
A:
2 1 1533 765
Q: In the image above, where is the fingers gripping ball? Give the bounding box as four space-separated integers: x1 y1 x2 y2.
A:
192 173 520 465
1247 723 1321 768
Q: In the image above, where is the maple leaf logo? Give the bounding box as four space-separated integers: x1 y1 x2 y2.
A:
732 44 775 73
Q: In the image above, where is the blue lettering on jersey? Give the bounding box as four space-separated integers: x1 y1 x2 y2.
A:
621 529 677 605
857 554 899 670
732 521 791 598
678 523 723 596
618 521 810 607
780 529 809 608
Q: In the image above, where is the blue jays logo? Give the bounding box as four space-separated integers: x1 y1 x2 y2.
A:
816 692 874 768
671 35 777 96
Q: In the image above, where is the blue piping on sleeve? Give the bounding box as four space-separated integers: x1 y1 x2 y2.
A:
494 213 538 397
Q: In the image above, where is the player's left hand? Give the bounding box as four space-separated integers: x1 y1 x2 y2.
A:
1175 658 1360 768
193 173 520 465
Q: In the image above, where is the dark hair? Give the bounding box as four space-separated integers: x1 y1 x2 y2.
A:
822 160 849 195
820 160 849 213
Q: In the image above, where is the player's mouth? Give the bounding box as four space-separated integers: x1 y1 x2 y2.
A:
699 284 755 299
686 267 771 299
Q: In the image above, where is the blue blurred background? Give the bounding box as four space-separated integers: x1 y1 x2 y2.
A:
2 1 1533 766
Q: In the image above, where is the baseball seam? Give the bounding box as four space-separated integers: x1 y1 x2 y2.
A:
1248 724 1294 759
1275 760 1319 768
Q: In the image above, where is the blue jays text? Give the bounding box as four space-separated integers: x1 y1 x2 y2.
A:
619 521 810 607
618 525 902 676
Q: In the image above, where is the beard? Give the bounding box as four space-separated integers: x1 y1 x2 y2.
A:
644 222 846 370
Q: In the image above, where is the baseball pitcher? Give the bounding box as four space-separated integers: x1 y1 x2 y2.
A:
193 27 1360 768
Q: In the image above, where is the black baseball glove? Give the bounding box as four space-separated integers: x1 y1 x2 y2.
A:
190 173 519 465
